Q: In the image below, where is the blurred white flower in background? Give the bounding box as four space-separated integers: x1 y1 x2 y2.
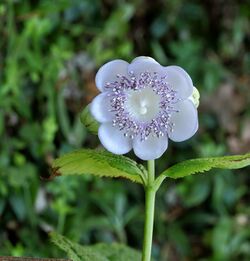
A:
90 56 199 160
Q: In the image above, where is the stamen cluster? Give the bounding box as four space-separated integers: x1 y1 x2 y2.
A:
106 72 179 141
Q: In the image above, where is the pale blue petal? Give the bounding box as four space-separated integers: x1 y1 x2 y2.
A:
90 93 113 123
169 100 198 142
163 66 194 99
98 123 132 154
95 60 129 91
128 56 162 77
133 134 168 160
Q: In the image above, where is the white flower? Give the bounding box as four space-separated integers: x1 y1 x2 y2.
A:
90 56 198 160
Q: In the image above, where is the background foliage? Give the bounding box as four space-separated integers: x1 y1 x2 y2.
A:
0 0 250 260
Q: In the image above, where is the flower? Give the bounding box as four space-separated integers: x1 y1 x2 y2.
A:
90 56 198 160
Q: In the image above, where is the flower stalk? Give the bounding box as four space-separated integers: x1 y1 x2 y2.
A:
142 160 156 261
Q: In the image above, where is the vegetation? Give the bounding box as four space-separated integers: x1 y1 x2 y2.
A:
1 0 250 260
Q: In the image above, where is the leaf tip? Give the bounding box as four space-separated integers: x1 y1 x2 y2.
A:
42 166 62 181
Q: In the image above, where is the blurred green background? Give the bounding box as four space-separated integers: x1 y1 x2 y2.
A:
0 0 250 260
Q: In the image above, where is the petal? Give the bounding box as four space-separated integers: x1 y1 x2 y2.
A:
90 93 113 123
169 100 198 142
128 56 162 77
95 59 129 91
133 134 168 160
194 119 199 134
98 123 132 154
163 66 194 99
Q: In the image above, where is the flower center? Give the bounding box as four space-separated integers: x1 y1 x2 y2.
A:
106 71 179 141
125 87 160 122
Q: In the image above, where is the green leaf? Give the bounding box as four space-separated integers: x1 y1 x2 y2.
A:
50 232 141 261
80 105 99 135
51 232 106 261
89 243 142 261
158 153 250 180
52 149 145 184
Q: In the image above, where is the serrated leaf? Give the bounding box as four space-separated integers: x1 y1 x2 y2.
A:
80 105 99 134
159 153 250 179
50 232 107 261
52 149 145 184
50 232 142 261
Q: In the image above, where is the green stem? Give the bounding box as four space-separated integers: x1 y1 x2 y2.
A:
142 160 156 261
147 160 155 184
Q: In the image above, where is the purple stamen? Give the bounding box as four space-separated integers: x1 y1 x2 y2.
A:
105 71 179 141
